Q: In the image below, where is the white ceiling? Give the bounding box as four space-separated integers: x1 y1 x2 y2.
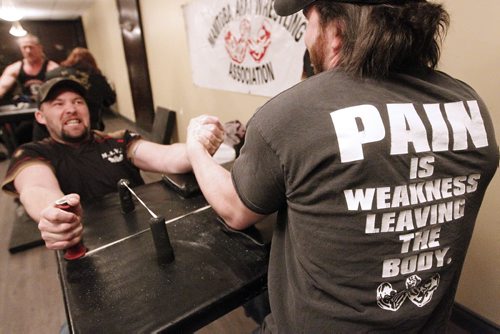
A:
9 0 95 20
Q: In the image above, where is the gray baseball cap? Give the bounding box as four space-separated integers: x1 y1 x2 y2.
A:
37 77 87 107
274 0 422 16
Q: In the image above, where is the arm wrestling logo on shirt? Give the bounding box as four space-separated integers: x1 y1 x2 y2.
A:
377 273 440 311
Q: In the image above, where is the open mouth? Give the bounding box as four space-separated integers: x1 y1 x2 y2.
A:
64 119 81 126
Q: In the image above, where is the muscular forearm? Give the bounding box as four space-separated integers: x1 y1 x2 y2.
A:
0 83 11 98
160 143 192 173
185 114 262 229
189 146 263 230
0 77 12 98
0 64 18 98
131 140 192 174
19 186 64 222
12 163 83 250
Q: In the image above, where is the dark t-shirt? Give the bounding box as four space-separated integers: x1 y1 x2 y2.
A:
2 130 144 203
232 69 498 333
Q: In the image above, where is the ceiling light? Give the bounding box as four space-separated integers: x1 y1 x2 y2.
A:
9 20 26 37
0 0 23 21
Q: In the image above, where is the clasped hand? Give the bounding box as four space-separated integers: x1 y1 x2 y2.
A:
38 194 83 250
187 115 225 156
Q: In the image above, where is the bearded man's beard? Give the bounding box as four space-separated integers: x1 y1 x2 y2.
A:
308 29 327 74
61 126 90 143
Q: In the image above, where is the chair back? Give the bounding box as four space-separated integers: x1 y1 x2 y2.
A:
151 106 176 144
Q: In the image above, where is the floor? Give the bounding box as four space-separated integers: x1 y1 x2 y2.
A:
0 114 258 334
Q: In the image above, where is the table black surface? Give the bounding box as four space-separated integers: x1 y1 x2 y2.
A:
0 106 36 124
0 104 37 155
56 180 269 333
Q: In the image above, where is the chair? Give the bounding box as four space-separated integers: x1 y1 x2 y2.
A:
8 201 44 253
150 106 176 144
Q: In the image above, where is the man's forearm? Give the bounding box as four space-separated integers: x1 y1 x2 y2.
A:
19 186 64 222
190 148 235 219
0 84 8 98
185 114 262 229
0 69 17 98
131 140 192 174
161 143 192 173
189 147 263 230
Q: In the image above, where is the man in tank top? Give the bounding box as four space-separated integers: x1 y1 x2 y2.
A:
0 34 59 146
0 34 59 103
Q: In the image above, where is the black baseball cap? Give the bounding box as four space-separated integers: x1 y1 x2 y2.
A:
37 77 87 107
274 0 422 16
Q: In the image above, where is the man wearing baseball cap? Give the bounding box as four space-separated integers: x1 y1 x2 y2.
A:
186 0 498 332
2 77 224 251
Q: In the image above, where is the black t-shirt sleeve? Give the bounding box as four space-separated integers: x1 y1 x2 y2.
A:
123 130 141 160
1 144 53 195
231 122 286 215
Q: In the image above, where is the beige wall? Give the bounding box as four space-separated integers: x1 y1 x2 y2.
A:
82 0 499 324
139 1 268 141
437 0 500 324
81 0 135 122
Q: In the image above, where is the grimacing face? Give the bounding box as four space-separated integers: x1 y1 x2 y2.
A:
36 89 91 144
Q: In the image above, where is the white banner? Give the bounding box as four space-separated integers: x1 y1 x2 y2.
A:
183 0 307 97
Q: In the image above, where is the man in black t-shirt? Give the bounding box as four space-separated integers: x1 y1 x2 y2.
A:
186 0 498 333
1 77 224 251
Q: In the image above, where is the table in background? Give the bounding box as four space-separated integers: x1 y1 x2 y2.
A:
0 104 37 155
56 180 269 333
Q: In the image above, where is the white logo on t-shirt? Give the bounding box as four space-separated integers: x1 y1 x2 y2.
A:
377 274 440 311
101 148 124 163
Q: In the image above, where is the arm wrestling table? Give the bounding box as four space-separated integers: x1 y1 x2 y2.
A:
56 179 269 333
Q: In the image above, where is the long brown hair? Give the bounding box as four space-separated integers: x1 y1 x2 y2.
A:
61 47 102 75
315 1 449 78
